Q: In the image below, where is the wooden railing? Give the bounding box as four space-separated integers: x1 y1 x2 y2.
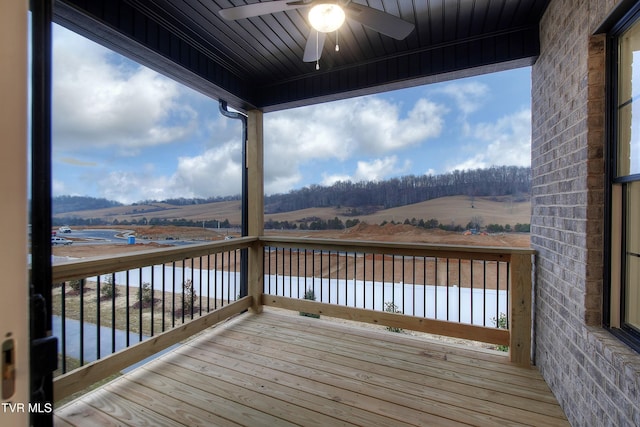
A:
258 237 534 366
52 237 257 401
52 236 534 401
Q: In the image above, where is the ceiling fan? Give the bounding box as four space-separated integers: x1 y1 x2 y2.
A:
218 1 415 68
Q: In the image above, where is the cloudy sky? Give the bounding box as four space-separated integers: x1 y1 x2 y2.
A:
51 24 532 204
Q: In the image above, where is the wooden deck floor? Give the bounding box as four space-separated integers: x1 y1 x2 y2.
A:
55 309 569 426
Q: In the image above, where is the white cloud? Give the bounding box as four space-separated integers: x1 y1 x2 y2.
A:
96 141 243 203
87 89 444 200
437 81 489 116
52 179 66 196
321 173 352 186
448 155 487 172
171 141 242 197
320 156 410 186
52 25 197 156
435 81 491 139
265 173 303 196
58 157 97 167
353 156 407 181
50 25 531 203
448 108 531 171
264 96 444 193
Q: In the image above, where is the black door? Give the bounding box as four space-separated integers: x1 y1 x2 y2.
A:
30 1 58 425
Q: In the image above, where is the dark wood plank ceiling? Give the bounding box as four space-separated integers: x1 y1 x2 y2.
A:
53 0 549 112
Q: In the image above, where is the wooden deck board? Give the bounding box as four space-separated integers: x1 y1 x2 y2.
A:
131 366 303 427
176 341 461 426
104 373 243 426
256 312 541 378
55 309 569 426
231 317 559 404
54 400 123 427
208 325 567 423
243 315 553 392
152 357 393 427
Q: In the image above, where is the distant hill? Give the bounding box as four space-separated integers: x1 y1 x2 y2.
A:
54 166 529 213
265 195 530 229
53 166 531 229
52 195 122 214
52 195 237 214
264 165 530 213
54 195 530 231
53 200 241 225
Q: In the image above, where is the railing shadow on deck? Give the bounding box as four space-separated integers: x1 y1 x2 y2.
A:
51 235 534 402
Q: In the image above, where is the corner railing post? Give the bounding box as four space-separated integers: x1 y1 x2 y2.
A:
246 109 264 313
509 252 532 366
248 240 264 313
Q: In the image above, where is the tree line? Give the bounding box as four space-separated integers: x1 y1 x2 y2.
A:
52 217 232 229
53 166 530 215
52 195 122 214
265 217 530 233
264 165 530 214
54 214 530 234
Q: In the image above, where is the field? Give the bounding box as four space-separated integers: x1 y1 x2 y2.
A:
52 281 225 337
54 195 530 230
52 193 531 260
52 222 529 261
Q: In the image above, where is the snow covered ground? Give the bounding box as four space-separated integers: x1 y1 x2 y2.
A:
90 266 507 327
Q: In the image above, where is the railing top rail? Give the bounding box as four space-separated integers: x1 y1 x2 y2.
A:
51 234 535 283
52 236 258 283
259 236 535 261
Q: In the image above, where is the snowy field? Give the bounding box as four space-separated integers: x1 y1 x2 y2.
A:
90 265 507 327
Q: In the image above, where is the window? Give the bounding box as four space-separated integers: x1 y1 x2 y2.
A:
608 4 640 351
624 183 640 331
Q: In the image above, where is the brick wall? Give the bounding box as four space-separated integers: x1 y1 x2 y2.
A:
532 0 640 425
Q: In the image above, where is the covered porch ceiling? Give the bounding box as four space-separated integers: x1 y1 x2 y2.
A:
53 0 549 113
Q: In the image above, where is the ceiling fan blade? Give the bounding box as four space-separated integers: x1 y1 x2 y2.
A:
346 4 415 40
303 29 326 62
219 0 306 21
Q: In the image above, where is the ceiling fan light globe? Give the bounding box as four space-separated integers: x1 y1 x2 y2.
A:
308 4 345 33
